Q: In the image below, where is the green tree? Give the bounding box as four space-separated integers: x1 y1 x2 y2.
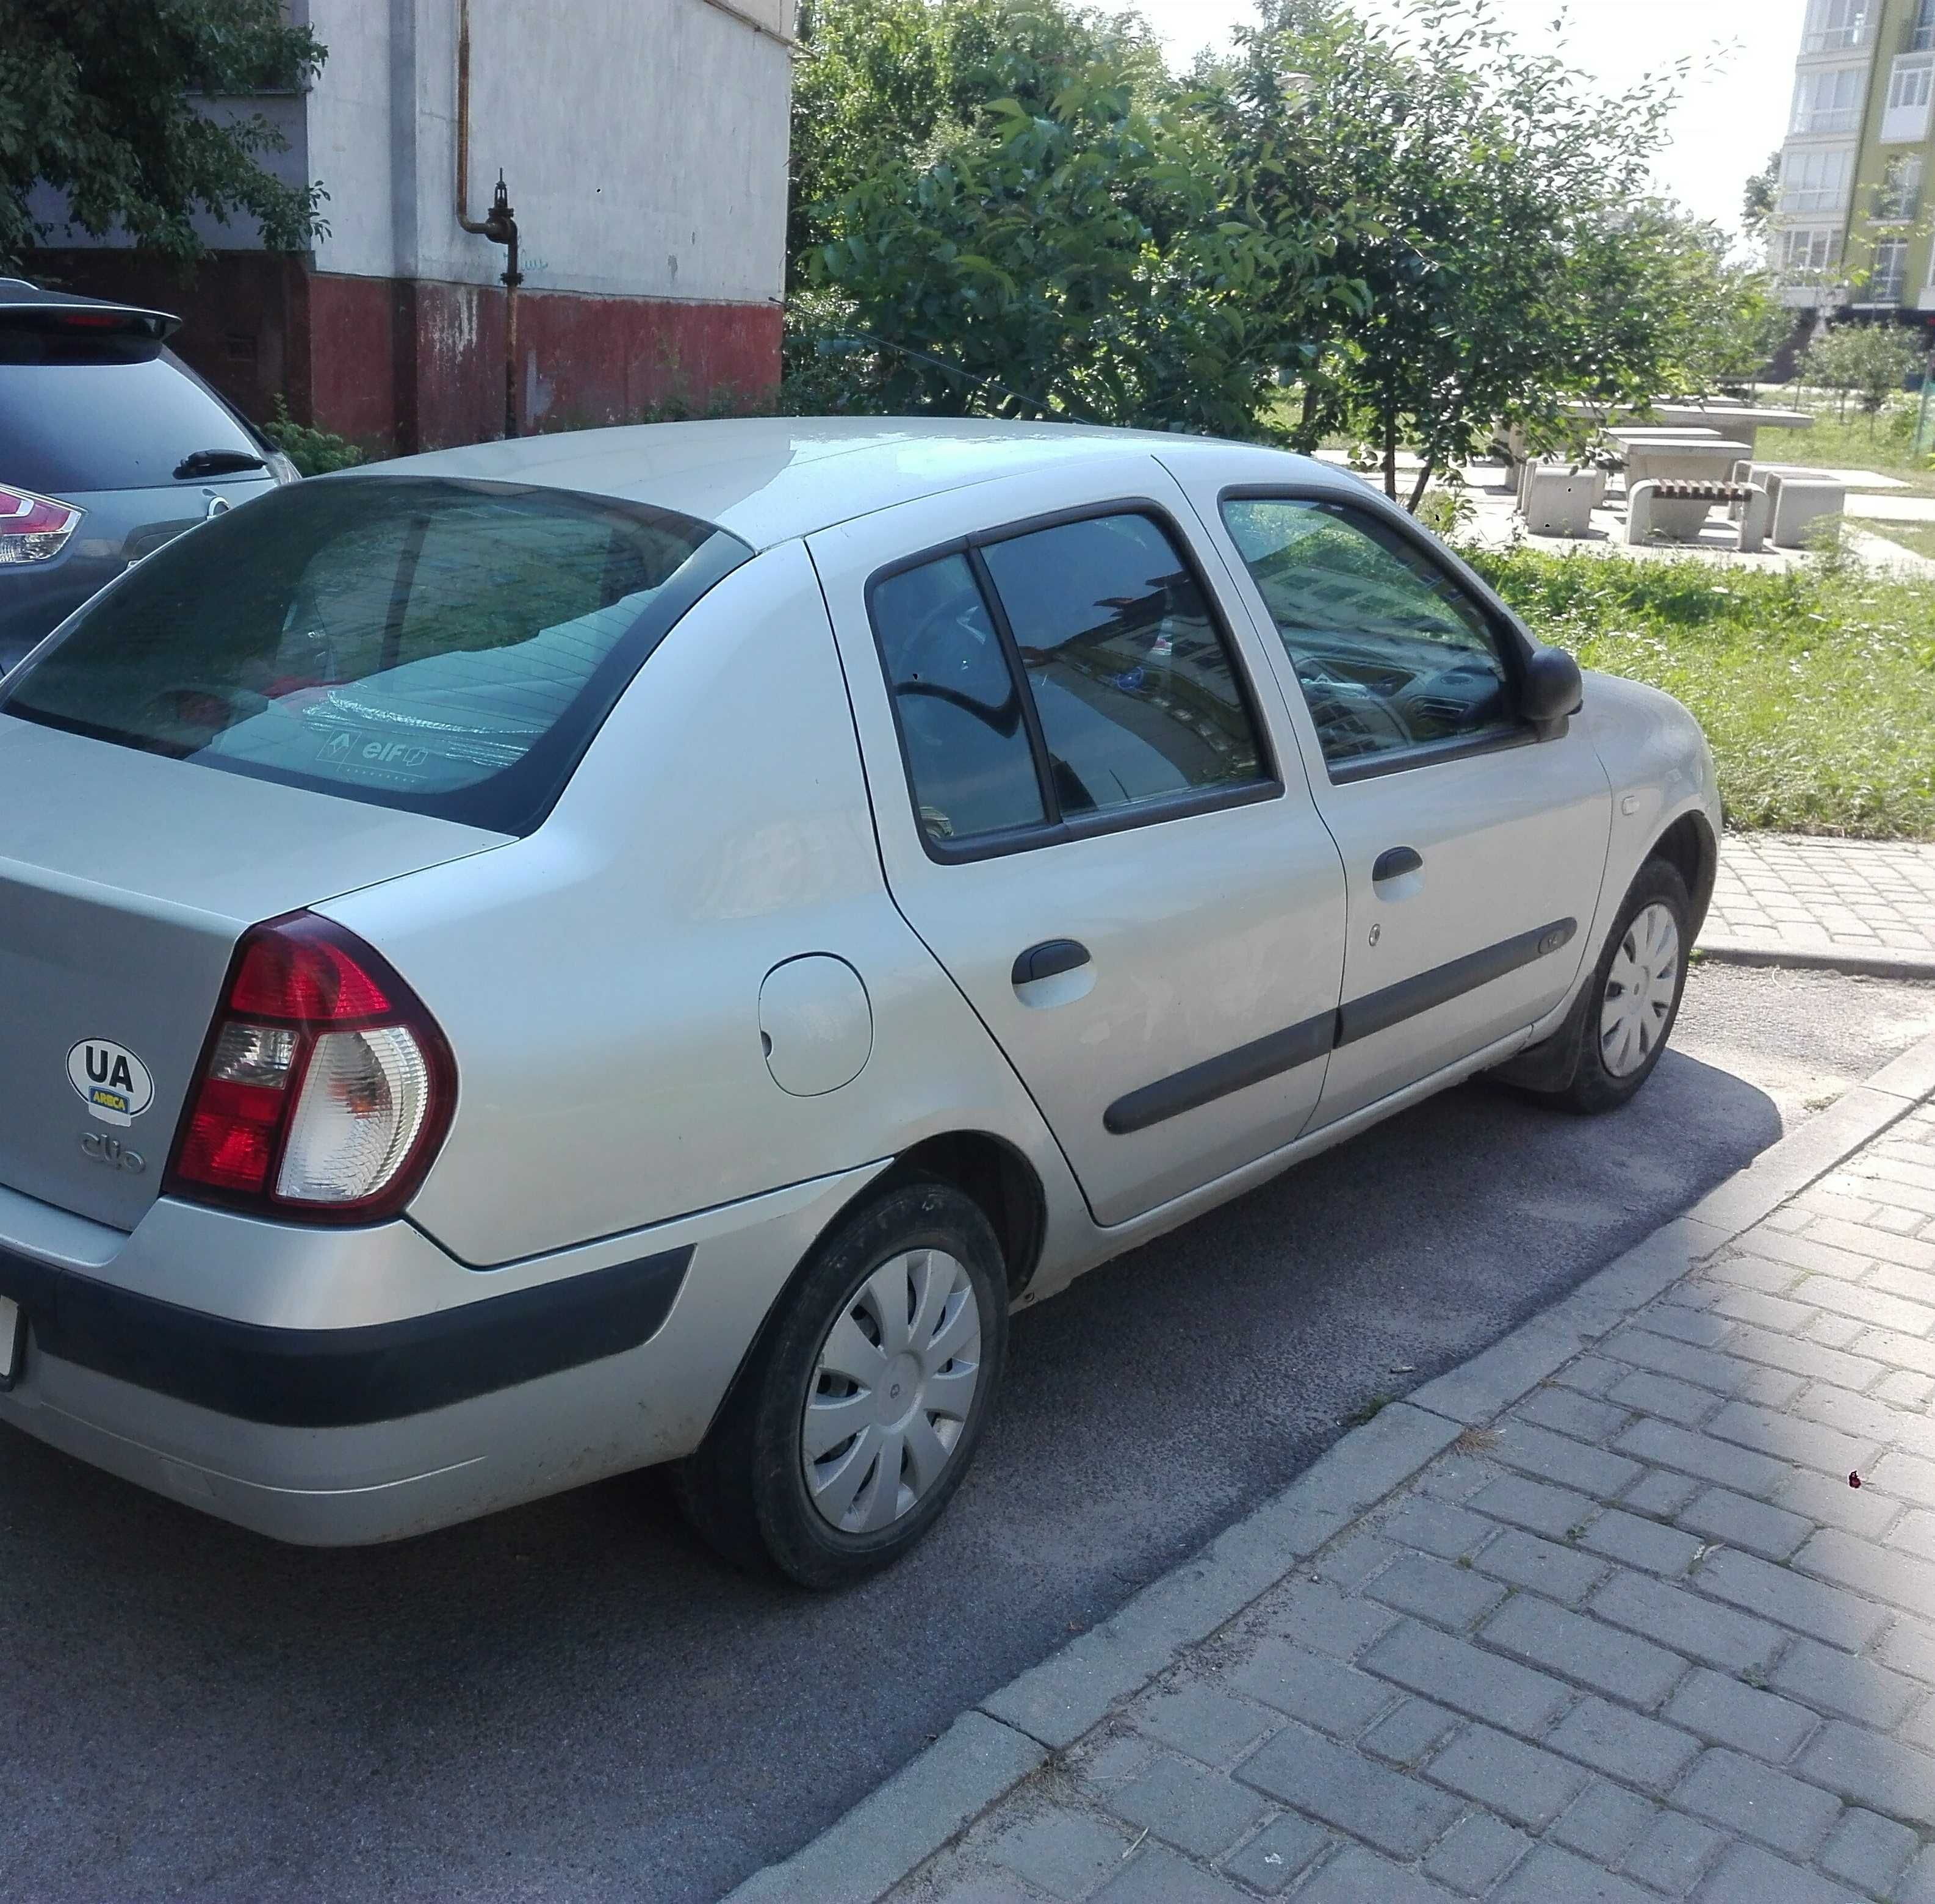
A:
803 31 1364 435
1209 0 1688 505
788 0 1163 289
1804 322 1929 428
1741 150 1780 240
0 0 327 273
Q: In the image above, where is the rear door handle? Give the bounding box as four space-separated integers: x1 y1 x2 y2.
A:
1012 939 1091 986
1372 847 1423 882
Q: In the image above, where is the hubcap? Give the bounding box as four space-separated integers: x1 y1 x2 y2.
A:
1601 901 1681 1080
801 1249 982 1535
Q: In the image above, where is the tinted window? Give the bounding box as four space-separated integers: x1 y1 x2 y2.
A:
979 514 1266 818
1221 498 1513 769
0 476 749 834
0 339 263 493
871 554 1047 843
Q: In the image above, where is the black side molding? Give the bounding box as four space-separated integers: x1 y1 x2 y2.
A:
0 1243 693 1429
1337 918 1576 1048
1102 917 1579 1136
1104 1012 1336 1135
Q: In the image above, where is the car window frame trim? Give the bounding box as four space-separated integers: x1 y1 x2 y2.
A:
863 494 1286 867
1214 483 1552 785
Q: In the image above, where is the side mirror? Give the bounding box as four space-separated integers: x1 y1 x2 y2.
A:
1520 645 1582 734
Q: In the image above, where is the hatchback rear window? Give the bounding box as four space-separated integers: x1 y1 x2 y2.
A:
0 475 749 834
0 336 265 494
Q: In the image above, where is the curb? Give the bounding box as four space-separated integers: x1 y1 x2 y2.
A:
1696 935 1935 983
721 1024 1935 1904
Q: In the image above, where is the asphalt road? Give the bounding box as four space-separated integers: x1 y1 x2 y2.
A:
2 964 1932 1904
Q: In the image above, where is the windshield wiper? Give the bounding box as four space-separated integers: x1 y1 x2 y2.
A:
174 449 267 480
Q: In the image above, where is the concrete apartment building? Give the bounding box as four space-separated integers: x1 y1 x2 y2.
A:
29 0 795 451
1775 0 1935 336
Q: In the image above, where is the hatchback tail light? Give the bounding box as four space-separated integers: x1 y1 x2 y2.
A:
166 913 456 1223
0 485 83 565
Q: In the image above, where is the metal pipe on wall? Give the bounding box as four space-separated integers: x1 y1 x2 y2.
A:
454 0 521 439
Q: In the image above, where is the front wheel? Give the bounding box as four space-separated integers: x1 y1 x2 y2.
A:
1549 857 1692 1113
675 1182 1008 1588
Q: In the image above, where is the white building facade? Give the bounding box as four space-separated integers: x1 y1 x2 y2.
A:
34 0 795 449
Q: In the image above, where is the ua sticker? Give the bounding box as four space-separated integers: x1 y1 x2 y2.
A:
67 1039 154 1127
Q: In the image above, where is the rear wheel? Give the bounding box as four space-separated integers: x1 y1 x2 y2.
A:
674 1182 1007 1588
1548 857 1692 1113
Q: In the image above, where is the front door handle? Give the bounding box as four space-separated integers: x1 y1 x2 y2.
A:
1012 939 1091 986
1372 846 1424 883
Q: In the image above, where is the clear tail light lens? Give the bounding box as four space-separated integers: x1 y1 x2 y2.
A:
166 913 456 1223
0 485 84 565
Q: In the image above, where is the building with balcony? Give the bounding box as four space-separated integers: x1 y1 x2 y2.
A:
1773 0 1935 336
25 0 794 452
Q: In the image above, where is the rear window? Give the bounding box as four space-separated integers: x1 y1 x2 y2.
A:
0 475 749 835
0 336 263 493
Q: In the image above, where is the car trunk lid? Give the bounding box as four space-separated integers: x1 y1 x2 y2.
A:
0 717 506 1230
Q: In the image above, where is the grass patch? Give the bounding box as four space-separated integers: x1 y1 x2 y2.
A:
1757 397 1935 499
1460 543 1935 841
1867 522 1935 564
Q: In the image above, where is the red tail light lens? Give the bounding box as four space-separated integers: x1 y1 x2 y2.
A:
0 485 84 565
165 914 456 1223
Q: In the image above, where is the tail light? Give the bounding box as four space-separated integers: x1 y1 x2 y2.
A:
0 485 84 565
165 912 456 1224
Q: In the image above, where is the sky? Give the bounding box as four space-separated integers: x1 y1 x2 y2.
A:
1086 0 1807 237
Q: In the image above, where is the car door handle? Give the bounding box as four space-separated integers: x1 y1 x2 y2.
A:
1372 846 1424 882
1012 939 1091 986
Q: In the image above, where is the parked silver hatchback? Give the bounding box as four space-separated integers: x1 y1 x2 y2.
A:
0 420 1719 1585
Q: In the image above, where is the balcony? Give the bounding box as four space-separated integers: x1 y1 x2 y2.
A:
1779 189 1851 214
1794 106 1864 133
1803 24 1870 52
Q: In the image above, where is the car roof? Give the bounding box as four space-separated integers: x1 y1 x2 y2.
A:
350 417 1348 549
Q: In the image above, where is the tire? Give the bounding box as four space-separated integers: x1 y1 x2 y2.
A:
674 1181 1008 1589
1547 857 1693 1114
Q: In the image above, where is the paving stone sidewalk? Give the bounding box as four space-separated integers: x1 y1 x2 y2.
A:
729 1033 1935 1904
1703 835 1935 979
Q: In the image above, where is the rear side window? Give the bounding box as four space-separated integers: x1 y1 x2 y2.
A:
980 515 1265 817
872 554 1047 842
0 476 749 835
869 508 1272 852
0 339 263 494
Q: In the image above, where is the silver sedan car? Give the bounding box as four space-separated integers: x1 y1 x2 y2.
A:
0 420 1718 1585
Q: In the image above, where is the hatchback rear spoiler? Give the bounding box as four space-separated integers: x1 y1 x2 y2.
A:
0 290 179 342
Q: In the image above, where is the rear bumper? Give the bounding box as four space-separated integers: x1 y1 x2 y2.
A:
0 1163 885 1544
0 1241 692 1427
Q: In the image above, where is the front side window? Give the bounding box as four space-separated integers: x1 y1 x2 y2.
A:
0 477 748 834
1220 497 1515 772
868 510 1270 849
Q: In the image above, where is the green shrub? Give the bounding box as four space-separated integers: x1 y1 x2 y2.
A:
261 397 365 475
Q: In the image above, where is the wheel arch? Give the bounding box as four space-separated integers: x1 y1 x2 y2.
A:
863 1130 1048 1299
683 1131 1046 1460
1648 809 1718 941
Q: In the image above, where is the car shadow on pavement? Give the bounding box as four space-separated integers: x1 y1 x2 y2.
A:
0 1048 1782 1904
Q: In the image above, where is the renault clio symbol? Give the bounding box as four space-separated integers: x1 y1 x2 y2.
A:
0 420 1718 1585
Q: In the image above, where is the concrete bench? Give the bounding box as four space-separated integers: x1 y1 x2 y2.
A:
1761 472 1845 550
1518 462 1602 536
1629 478 1772 552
